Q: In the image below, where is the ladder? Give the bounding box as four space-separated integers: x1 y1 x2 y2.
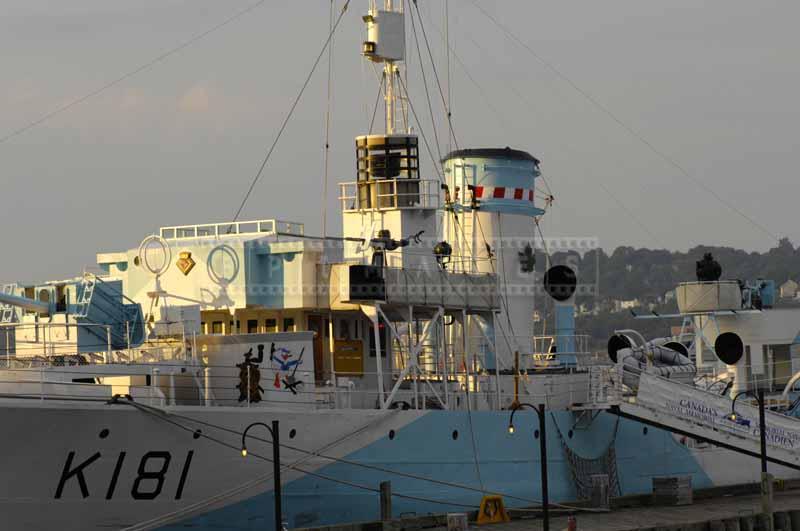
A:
1 284 17 323
73 277 95 318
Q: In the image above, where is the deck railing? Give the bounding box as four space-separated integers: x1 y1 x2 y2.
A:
159 219 304 240
339 179 440 212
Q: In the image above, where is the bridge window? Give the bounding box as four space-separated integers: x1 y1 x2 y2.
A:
283 318 295 332
266 319 278 333
38 289 50 304
247 320 258 334
211 321 223 335
56 285 67 312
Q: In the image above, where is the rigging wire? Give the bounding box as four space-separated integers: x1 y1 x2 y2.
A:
408 5 443 163
445 0 453 152
368 73 387 135
121 399 479 511
230 0 351 224
454 22 660 247
322 0 337 247
395 76 443 183
0 0 269 146
411 0 460 151
414 8 518 370
467 0 778 243
123 398 606 513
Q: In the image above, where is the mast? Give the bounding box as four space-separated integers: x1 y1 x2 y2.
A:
363 0 406 135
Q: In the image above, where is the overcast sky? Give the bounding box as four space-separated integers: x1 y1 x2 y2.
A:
2 1 799 283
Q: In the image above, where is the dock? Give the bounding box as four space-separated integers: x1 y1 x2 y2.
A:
298 488 800 531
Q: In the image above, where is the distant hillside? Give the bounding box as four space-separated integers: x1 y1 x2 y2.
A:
540 237 800 350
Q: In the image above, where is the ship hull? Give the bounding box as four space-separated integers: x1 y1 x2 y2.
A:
0 400 792 531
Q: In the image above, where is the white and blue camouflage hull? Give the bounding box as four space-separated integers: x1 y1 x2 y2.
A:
0 400 792 531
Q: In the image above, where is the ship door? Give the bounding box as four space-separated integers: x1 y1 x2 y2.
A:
307 315 324 382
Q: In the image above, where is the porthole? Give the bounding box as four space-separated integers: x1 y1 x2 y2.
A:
568 430 574 439
289 429 297 439
534 430 540 439
452 430 459 440
643 427 648 436
99 428 110 439
193 429 202 440
388 429 396 440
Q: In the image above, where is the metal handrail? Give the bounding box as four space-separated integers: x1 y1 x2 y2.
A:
339 179 440 212
159 218 304 240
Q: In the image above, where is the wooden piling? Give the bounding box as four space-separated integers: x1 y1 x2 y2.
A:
380 481 392 522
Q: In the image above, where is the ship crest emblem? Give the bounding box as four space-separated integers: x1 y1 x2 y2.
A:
176 252 196 276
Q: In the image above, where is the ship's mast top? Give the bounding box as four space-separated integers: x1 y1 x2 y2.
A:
362 0 406 135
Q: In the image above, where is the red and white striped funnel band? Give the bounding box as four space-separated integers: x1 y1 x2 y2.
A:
470 186 534 201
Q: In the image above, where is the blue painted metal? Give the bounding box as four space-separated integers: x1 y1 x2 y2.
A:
160 411 711 530
555 303 576 354
1 284 23 323
443 152 545 217
760 280 776 307
244 242 286 309
76 278 144 351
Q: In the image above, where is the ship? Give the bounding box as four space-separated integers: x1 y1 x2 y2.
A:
2 3 800 531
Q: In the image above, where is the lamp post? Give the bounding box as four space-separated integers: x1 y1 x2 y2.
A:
242 420 282 531
729 389 771 529
508 402 549 531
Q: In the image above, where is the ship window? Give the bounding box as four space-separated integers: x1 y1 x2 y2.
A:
338 320 350 340
289 429 297 439
452 430 459 440
38 289 50 304
534 430 540 439
283 318 295 332
200 322 206 334
211 321 223 335
228 321 234 334
266 319 278 333
56 285 67 312
388 429 396 440
247 320 258 334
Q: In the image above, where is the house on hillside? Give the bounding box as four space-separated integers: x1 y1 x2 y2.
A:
620 299 640 310
780 279 799 299
611 299 641 312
